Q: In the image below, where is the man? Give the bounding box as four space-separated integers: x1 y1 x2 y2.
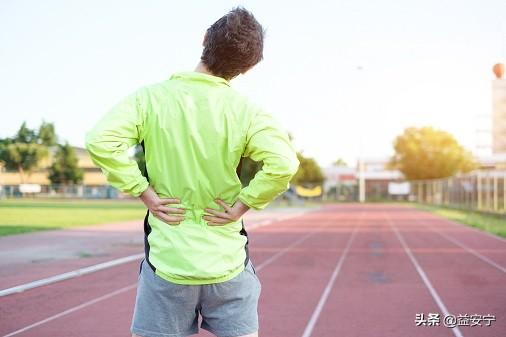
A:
86 7 299 337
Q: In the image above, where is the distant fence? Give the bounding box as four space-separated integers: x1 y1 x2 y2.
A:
0 184 301 205
409 170 506 214
0 184 120 199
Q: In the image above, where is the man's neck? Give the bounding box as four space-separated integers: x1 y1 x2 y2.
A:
194 62 215 76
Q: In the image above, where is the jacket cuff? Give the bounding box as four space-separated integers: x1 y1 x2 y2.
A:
130 179 150 197
237 194 266 211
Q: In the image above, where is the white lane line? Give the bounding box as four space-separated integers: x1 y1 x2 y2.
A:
415 207 506 243
1 210 317 336
301 216 360 337
256 230 319 272
0 210 312 297
435 230 506 273
386 213 465 337
247 211 308 231
2 283 137 337
0 253 144 297
414 217 506 274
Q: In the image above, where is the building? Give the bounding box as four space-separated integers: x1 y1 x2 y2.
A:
0 146 116 198
475 153 506 170
492 63 506 154
323 157 404 201
359 157 404 200
0 146 105 185
323 165 358 201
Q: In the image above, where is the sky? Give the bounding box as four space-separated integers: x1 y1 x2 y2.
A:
1 0 505 167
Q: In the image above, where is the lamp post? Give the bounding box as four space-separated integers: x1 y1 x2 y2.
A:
359 157 365 203
356 66 366 203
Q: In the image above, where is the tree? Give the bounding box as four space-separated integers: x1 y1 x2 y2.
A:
0 123 49 183
48 142 83 185
38 121 57 146
291 152 325 185
14 122 37 143
333 158 348 167
389 126 478 180
134 144 147 177
237 157 263 186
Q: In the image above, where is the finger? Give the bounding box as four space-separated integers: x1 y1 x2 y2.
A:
215 199 232 212
157 206 186 214
204 208 230 219
207 222 231 226
159 198 181 205
155 212 184 225
203 215 229 224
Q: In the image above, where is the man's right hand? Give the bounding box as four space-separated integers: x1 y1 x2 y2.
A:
204 199 250 226
139 186 185 225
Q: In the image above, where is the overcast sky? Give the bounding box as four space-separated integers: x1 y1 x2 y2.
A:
1 0 505 167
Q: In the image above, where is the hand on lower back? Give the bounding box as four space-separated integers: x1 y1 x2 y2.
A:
139 186 185 225
204 199 250 226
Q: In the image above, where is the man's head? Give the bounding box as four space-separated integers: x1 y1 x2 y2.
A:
201 7 265 80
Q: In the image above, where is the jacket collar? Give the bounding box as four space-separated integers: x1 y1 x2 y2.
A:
170 71 230 87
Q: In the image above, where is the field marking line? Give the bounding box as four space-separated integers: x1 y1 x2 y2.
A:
246 212 303 230
253 207 335 272
256 230 319 272
247 206 321 230
300 212 361 337
385 211 465 337
410 215 506 274
414 206 506 243
2 283 137 337
1 209 320 336
0 253 144 297
0 209 313 297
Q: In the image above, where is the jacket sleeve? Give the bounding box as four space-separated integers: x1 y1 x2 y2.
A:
237 108 300 210
85 89 149 197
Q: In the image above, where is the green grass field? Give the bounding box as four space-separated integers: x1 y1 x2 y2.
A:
2 198 505 239
0 199 146 236
414 203 506 238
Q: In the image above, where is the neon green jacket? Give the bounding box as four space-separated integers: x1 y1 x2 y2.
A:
85 71 299 284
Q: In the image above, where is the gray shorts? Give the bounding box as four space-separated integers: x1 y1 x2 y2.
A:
131 258 262 337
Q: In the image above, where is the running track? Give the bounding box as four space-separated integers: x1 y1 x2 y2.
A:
0 204 505 337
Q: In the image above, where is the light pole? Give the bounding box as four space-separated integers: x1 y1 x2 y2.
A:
359 157 365 203
356 66 366 203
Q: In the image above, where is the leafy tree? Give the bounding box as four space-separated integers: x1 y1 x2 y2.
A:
38 121 57 146
237 157 263 186
0 142 48 183
291 152 325 185
134 144 147 177
389 126 478 180
48 142 83 185
14 122 37 143
333 158 348 167
0 137 13 147
0 123 49 183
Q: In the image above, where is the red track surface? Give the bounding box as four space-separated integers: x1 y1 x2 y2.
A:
1 204 505 337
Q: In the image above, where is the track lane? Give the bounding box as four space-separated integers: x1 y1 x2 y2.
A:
0 212 320 336
410 210 506 268
253 207 359 337
388 206 506 337
2 204 505 337
307 205 455 337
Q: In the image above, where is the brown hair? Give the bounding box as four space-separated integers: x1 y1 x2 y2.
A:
201 7 265 80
